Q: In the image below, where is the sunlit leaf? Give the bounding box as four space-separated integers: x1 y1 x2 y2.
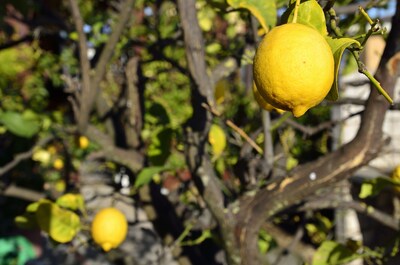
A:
313 241 357 265
26 199 52 213
35 201 80 243
0 111 40 138
227 0 276 31
56 193 85 212
324 37 361 101
134 166 166 188
15 214 38 229
359 177 396 199
282 0 327 35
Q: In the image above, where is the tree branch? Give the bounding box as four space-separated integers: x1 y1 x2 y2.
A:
283 110 363 137
300 199 399 231
124 56 143 148
67 0 92 132
0 136 54 177
86 125 143 173
177 0 240 264
1 184 44 201
91 0 135 93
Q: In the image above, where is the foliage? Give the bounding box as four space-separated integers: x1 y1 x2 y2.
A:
0 0 398 264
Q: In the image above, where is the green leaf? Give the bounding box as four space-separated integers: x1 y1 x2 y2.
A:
134 166 166 188
227 0 277 31
26 199 52 213
281 0 327 35
56 193 85 212
359 177 396 199
258 229 277 254
324 37 360 101
313 241 357 265
35 201 80 243
14 214 38 229
0 111 40 138
148 127 173 166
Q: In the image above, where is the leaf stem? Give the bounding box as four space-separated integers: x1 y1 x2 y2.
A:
292 0 301 23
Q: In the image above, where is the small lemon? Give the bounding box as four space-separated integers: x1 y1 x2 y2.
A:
79 136 89 149
53 158 64 170
252 82 285 114
91 207 128 252
253 23 334 117
391 165 400 192
208 124 226 157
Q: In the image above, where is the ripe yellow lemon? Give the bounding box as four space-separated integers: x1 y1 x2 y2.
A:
91 207 128 252
253 23 334 117
252 83 285 114
79 136 89 149
53 158 64 170
391 165 400 192
208 124 226 157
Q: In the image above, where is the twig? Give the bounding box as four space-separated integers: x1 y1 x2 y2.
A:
210 57 238 87
201 103 263 154
85 125 143 173
1 184 44 201
327 7 393 104
283 110 363 137
0 136 54 177
263 222 315 264
299 199 399 231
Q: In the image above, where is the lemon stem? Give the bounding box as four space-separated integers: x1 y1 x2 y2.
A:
292 0 301 23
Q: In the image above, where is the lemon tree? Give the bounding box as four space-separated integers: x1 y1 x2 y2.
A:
91 207 128 252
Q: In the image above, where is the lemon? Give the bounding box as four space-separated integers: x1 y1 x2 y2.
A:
253 23 334 117
91 207 128 252
252 82 285 114
391 166 400 192
208 124 226 157
79 136 89 149
53 158 64 170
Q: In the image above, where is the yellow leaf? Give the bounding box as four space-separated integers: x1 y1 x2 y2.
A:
36 201 80 243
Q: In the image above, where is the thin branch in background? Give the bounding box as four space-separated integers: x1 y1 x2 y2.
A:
299 199 399 231
91 0 135 89
68 0 135 132
210 57 238 87
67 0 92 131
250 15 275 167
283 110 363 137
124 56 143 148
0 136 54 177
263 222 315 264
202 103 264 154
1 184 44 201
86 125 143 173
